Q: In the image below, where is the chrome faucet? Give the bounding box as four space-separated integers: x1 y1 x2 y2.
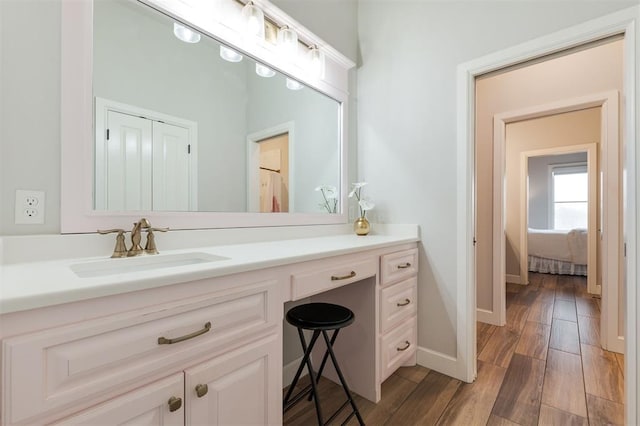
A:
99 218 169 258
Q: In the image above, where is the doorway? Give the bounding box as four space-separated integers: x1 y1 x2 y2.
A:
258 133 290 213
247 122 295 213
457 10 637 424
521 144 599 297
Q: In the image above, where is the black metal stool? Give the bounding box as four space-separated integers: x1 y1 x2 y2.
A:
283 302 365 426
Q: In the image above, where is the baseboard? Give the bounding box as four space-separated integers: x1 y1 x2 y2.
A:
506 274 522 284
477 308 500 325
283 356 307 386
416 346 458 379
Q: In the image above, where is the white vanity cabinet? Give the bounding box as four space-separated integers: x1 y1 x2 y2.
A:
1 275 283 426
0 233 420 424
379 248 419 382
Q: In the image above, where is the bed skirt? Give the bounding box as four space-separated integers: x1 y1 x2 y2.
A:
528 255 587 276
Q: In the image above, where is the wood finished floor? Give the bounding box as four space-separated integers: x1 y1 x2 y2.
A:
283 273 624 426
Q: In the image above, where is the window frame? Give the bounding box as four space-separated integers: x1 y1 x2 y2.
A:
548 162 588 230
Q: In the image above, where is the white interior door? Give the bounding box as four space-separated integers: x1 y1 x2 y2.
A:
152 121 194 211
96 111 153 211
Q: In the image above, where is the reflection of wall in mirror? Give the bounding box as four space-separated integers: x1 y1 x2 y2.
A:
247 71 341 213
93 0 247 213
93 0 342 214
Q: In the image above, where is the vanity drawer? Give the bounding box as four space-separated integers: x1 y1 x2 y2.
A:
2 280 278 425
380 277 417 333
291 257 377 300
380 317 417 382
380 248 418 286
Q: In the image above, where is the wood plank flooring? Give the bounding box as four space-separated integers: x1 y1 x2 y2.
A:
283 273 624 425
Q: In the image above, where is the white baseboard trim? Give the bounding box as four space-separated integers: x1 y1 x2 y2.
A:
416 346 458 379
477 308 499 325
283 356 307 386
506 274 522 284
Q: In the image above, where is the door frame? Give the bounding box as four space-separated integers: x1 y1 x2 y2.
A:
456 7 638 424
519 143 599 296
246 121 295 212
491 92 618 330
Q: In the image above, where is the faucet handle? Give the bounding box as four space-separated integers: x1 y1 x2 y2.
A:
144 227 169 255
97 228 126 235
97 228 128 258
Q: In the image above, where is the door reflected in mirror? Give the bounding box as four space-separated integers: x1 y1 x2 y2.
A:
93 0 341 214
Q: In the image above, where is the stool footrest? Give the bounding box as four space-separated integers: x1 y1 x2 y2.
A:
325 399 351 425
283 384 313 413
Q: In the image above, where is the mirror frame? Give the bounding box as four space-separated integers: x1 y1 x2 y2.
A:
61 0 354 233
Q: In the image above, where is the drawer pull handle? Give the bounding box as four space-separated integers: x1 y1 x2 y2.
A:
331 271 356 281
397 341 411 352
397 299 411 307
158 322 211 345
397 262 412 269
195 384 209 398
168 396 182 412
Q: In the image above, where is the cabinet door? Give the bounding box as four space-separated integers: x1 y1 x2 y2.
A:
53 373 184 426
185 334 282 426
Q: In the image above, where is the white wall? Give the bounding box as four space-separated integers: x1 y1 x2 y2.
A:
0 0 62 236
357 1 635 363
528 152 588 230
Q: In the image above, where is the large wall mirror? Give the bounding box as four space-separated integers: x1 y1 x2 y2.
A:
61 0 352 232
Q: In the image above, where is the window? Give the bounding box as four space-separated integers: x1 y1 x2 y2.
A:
551 164 588 230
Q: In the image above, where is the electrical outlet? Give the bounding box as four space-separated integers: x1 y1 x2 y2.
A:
15 190 45 224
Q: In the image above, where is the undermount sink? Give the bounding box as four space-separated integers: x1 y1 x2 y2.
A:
70 252 229 278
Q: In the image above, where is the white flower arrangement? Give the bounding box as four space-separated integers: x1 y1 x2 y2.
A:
315 185 338 213
349 182 375 218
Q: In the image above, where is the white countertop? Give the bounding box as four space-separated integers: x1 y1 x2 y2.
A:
0 228 418 315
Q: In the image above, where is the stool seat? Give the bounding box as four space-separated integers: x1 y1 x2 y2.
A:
283 302 364 425
286 302 354 330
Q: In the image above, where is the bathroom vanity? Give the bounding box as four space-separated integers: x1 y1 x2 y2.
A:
0 227 419 425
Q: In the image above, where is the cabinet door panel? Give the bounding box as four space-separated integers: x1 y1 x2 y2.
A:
186 334 282 426
53 373 184 426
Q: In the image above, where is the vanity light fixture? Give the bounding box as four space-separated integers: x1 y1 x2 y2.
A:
286 77 304 91
220 45 243 62
173 22 201 43
256 63 276 78
307 45 325 79
277 25 298 60
241 1 265 42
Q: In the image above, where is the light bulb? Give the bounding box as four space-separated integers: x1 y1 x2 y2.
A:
307 45 325 79
286 78 304 91
277 25 298 60
220 45 243 62
241 2 265 42
256 63 275 78
173 22 201 44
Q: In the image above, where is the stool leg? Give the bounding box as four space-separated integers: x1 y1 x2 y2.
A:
307 329 340 402
283 328 325 425
283 328 312 406
303 330 324 426
321 330 365 426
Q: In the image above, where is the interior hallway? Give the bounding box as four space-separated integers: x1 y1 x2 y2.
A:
283 273 624 425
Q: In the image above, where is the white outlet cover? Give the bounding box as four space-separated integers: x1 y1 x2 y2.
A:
15 190 45 225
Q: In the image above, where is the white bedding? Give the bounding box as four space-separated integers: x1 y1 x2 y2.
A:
528 228 588 265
